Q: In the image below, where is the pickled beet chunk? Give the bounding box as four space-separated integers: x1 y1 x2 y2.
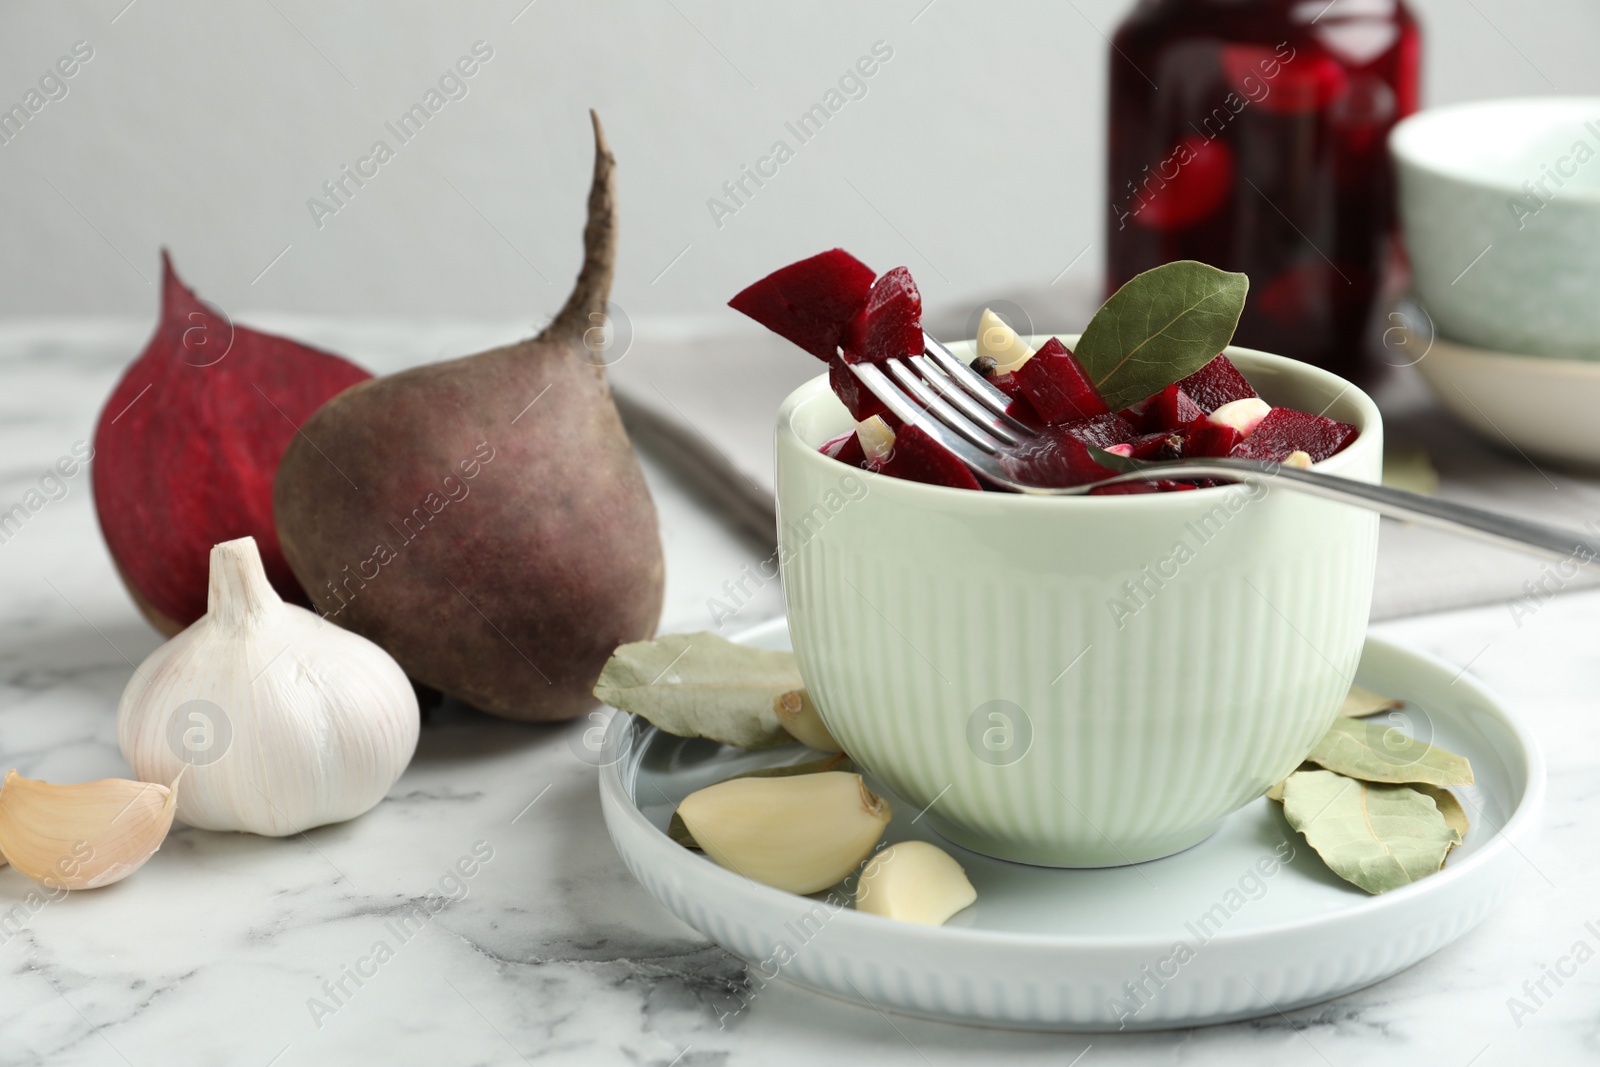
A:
1232 408 1358 463
1175 356 1257 413
728 249 876 361
999 431 1119 489
828 356 887 421
1140 383 1205 431
1058 411 1136 451
820 429 867 469
1012 338 1110 424
843 267 923 363
987 371 1043 423
1127 430 1184 461
1182 421 1243 458
878 423 981 490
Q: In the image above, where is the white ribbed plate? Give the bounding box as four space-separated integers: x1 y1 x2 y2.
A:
597 619 1543 1032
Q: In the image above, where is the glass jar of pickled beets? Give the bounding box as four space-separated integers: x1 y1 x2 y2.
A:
1106 0 1420 384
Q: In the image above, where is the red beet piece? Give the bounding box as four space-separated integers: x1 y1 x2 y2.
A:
728 249 876 361
1182 421 1243 458
92 253 372 635
1058 412 1136 451
820 430 867 469
1232 408 1358 463
999 430 1118 489
1175 356 1257 413
878 424 981 490
1141 383 1205 431
843 267 923 363
1128 430 1184 461
1013 338 1110 424
985 372 1043 423
828 356 887 421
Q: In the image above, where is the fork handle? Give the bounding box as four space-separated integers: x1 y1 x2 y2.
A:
1105 458 1600 573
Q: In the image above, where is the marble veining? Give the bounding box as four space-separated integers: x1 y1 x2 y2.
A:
0 322 1592 1065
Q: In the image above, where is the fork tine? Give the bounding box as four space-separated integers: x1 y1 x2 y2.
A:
905 356 1024 446
882 359 1005 453
847 362 1009 483
921 332 1039 436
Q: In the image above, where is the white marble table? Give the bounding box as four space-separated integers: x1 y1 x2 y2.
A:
0 322 1594 1067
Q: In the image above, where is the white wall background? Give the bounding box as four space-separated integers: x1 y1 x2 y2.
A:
1 0 1597 325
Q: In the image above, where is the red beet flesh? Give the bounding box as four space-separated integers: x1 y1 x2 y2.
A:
1232 407 1358 463
1012 338 1110 424
1175 355 1257 413
828 356 887 421
877 424 981 490
728 248 876 361
92 253 371 633
999 432 1119 489
1141 384 1205 431
843 267 924 363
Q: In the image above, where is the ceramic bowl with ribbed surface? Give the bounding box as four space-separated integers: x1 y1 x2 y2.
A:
774 341 1382 867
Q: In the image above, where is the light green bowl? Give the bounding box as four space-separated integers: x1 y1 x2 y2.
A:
775 341 1382 867
1392 97 1600 360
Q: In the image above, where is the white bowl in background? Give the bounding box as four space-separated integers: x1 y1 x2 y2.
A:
1391 97 1600 360
1412 327 1600 468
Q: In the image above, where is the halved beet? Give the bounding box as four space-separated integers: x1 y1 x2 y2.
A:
1141 384 1205 431
1013 338 1110 424
878 423 980 490
1058 411 1137 450
843 267 923 363
1175 356 1257 413
1232 408 1358 463
821 429 867 468
828 356 887 421
728 249 875 360
1182 421 1243 457
999 431 1118 489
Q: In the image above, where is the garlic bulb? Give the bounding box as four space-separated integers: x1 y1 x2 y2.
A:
117 537 419 836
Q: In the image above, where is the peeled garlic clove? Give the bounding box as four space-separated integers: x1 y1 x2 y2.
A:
855 840 976 925
0 770 179 889
774 690 843 753
676 771 890 894
856 415 896 464
975 308 1035 373
1208 397 1272 437
1283 450 1313 470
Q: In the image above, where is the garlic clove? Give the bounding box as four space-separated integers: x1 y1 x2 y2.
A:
975 308 1036 373
855 415 896 464
676 771 890 894
774 689 844 753
1283 450 1314 470
855 840 976 925
0 769 180 889
1207 397 1272 437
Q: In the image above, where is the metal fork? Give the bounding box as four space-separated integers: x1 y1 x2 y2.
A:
847 332 1600 571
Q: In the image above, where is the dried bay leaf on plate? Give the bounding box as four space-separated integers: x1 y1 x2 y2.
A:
1072 260 1250 411
1306 717 1474 787
1265 762 1316 803
668 753 850 849
594 632 802 748
1340 684 1404 718
1412 783 1470 839
1281 769 1462 894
